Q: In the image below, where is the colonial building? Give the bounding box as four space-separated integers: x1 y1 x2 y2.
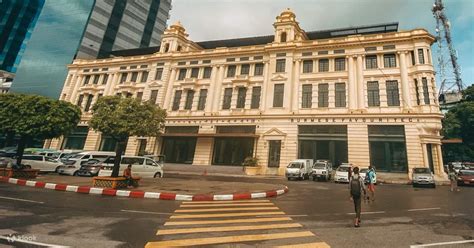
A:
49 9 444 179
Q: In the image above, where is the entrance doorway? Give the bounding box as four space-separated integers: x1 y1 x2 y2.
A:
268 140 281 168
161 137 197 164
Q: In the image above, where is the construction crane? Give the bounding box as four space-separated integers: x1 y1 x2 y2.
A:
432 0 464 106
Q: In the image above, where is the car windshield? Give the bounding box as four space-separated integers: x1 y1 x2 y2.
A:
337 166 349 172
360 169 368 173
460 170 474 175
67 153 83 159
288 163 303 168
313 163 326 169
414 168 431 174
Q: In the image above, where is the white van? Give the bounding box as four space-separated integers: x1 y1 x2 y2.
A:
285 159 313 180
57 151 115 176
22 155 63 172
98 156 163 178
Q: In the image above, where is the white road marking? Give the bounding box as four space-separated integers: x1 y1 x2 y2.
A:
121 209 173 215
347 211 385 215
0 196 44 204
0 235 69 247
407 207 441 212
410 240 474 247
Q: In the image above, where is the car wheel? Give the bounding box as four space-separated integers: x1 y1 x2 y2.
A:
312 177 316 181
154 172 161 178
287 177 291 181
431 184 436 188
73 171 78 176
55 166 61 173
412 183 417 188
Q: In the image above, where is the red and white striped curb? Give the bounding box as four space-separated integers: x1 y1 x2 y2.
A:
0 176 288 201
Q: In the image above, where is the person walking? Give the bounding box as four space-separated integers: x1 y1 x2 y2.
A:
366 165 376 202
123 164 133 188
349 166 366 227
448 163 459 192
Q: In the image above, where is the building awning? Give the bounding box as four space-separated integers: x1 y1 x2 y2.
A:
161 133 259 138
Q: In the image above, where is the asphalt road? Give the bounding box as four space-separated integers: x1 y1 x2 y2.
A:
0 174 473 248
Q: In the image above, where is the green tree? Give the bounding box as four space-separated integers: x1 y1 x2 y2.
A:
0 93 81 166
89 96 166 177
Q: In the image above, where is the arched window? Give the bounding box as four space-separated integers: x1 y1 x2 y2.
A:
280 32 287 42
164 43 170 52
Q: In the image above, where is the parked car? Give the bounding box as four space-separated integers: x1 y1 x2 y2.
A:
444 162 463 173
98 156 164 178
360 168 368 182
334 164 351 183
57 151 115 176
412 167 436 188
311 160 333 181
76 159 104 177
285 159 313 180
457 169 474 186
0 147 17 158
21 155 63 172
0 157 12 168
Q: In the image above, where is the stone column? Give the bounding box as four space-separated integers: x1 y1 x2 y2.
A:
163 68 177 110
435 144 444 176
211 65 225 112
260 60 270 111
347 56 357 109
421 143 429 167
356 55 365 109
69 75 83 104
291 59 301 112
104 73 116 96
205 65 219 113
399 51 412 108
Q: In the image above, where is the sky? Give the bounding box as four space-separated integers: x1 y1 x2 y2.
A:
168 0 474 88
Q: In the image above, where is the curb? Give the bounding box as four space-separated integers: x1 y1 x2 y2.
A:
0 176 289 201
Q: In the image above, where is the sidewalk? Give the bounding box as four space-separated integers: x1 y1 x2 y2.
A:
34 174 285 195
164 163 283 179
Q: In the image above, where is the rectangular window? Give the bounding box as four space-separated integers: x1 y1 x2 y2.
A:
84 94 94 112
203 67 212 79
92 75 99 84
149 90 158 104
172 90 182 111
366 55 377 69
227 65 236 77
236 87 247 108
411 51 416 65
303 60 313 73
178 69 187 80
84 75 91 85
302 84 312 108
141 71 148 83
222 88 233 109
184 90 194 110
273 84 284 107
77 94 84 107
318 83 329 107
414 79 420 105
422 77 430 104
155 68 163 80
276 59 286 72
383 54 396 68
335 58 346 71
191 68 199 78
251 86 261 109
102 74 109 85
125 92 132 98
131 72 138 82
335 82 346 107
240 64 250 75
197 89 207 110
136 92 143 101
386 80 400 106
318 59 329 72
254 63 264 76
367 81 380 106
120 73 127 84
418 49 425 64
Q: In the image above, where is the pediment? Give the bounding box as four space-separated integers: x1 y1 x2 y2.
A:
271 74 287 81
263 127 286 136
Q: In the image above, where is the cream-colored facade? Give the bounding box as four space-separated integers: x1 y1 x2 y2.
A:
49 9 444 179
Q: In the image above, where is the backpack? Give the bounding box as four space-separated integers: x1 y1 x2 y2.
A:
350 177 361 197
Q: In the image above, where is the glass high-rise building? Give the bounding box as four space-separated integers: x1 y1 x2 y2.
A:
0 0 45 74
10 0 172 98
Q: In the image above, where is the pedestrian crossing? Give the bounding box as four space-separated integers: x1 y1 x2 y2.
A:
145 199 330 247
